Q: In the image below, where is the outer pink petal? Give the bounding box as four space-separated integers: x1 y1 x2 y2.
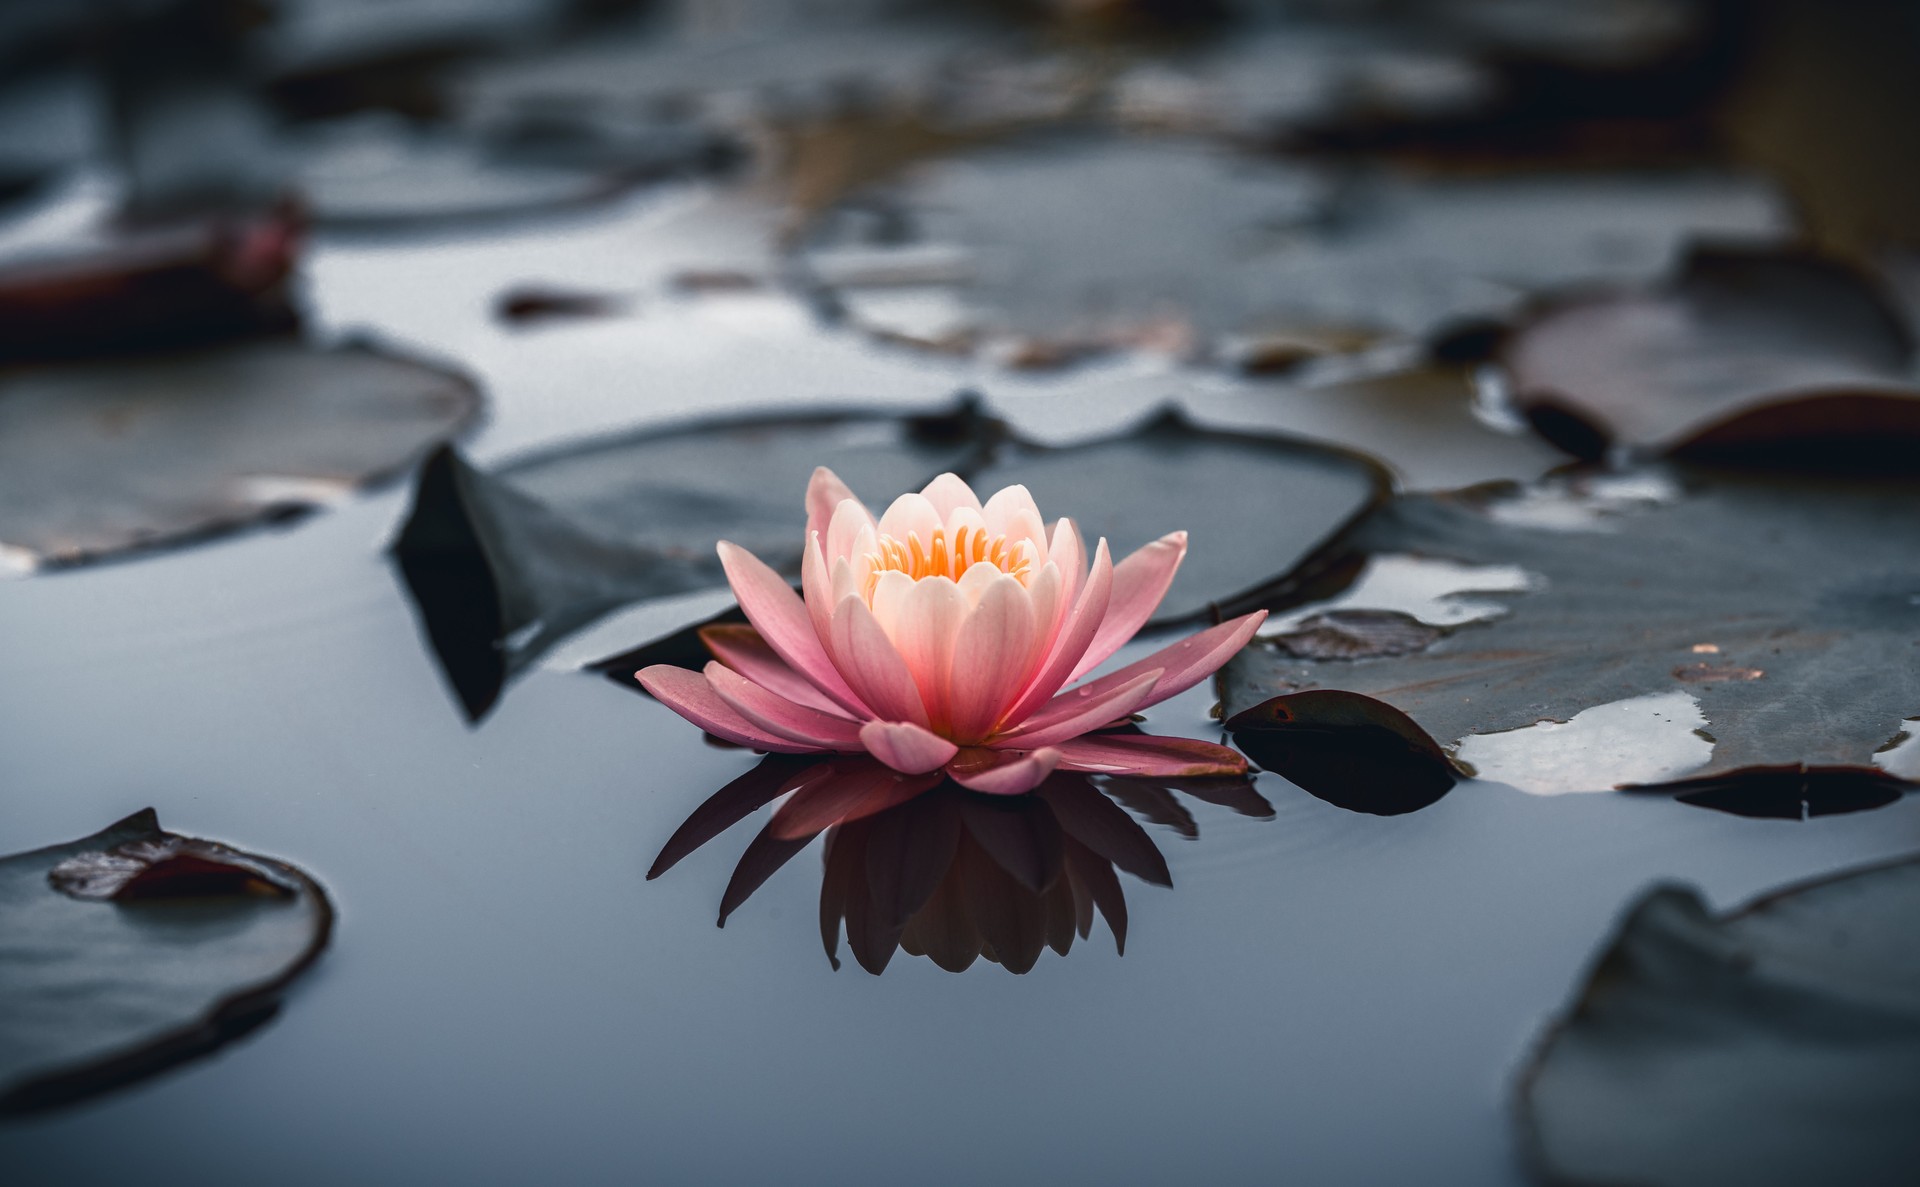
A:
945 575 1037 743
1068 530 1187 683
718 540 868 716
947 746 1063 795
1066 611 1267 713
1048 518 1085 610
1000 538 1113 727
859 720 960 774
994 669 1162 750
705 662 866 749
700 623 851 718
829 595 931 728
1053 733 1247 777
807 467 867 545
636 665 824 754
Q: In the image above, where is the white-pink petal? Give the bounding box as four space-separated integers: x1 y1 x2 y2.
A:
945 574 1038 743
859 720 960 774
828 595 931 728
919 472 982 520
807 467 862 544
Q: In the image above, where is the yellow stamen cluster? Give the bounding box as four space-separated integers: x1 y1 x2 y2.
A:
865 526 1033 596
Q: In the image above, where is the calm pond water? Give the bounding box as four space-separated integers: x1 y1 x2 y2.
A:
2 182 1915 1187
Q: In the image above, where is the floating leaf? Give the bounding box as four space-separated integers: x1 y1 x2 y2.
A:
1519 854 1920 1187
0 338 480 570
800 135 1788 367
1503 247 1920 464
1222 466 1920 805
0 810 333 1115
393 401 1384 717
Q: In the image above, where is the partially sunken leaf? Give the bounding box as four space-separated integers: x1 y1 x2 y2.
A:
1504 247 1920 464
0 810 333 1115
1519 854 1920 1187
1221 466 1920 808
0 339 478 570
393 401 992 720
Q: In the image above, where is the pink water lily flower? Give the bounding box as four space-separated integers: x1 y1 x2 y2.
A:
637 468 1267 796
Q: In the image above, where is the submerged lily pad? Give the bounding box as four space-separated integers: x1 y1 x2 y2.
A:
0 809 333 1115
1503 247 1920 463
395 400 1385 718
0 338 480 570
800 134 1789 367
1222 466 1920 800
1519 854 1920 1187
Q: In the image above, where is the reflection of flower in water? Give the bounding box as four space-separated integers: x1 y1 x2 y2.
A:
649 755 1272 974
638 468 1266 797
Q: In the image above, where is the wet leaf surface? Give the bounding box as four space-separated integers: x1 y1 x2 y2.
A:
1519 853 1920 1187
1222 466 1920 802
1503 246 1920 463
0 810 333 1116
799 134 1788 368
395 402 1384 716
0 338 479 571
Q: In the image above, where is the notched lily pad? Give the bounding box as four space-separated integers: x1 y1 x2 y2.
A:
0 338 480 571
0 809 334 1115
1519 854 1920 1187
1222 465 1920 805
394 400 1386 718
799 133 1788 369
1503 246 1920 464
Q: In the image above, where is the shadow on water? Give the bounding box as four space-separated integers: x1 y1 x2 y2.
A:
647 756 1272 975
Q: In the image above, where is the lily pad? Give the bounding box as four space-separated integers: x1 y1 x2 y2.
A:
0 338 480 570
1222 466 1920 798
0 809 334 1115
1503 247 1920 463
1518 853 1920 1187
394 401 1385 718
799 134 1789 367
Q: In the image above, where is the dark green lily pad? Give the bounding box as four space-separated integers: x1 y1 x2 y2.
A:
395 400 1386 718
1222 466 1920 799
963 408 1390 622
0 809 334 1116
799 134 1788 367
1518 853 1920 1187
0 338 480 571
1504 246 1920 464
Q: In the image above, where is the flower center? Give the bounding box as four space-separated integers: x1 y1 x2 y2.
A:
865 526 1033 593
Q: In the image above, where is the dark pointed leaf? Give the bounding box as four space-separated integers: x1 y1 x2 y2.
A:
647 755 823 881
716 821 814 928
1520 854 1920 1187
1037 776 1172 888
957 793 1064 895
